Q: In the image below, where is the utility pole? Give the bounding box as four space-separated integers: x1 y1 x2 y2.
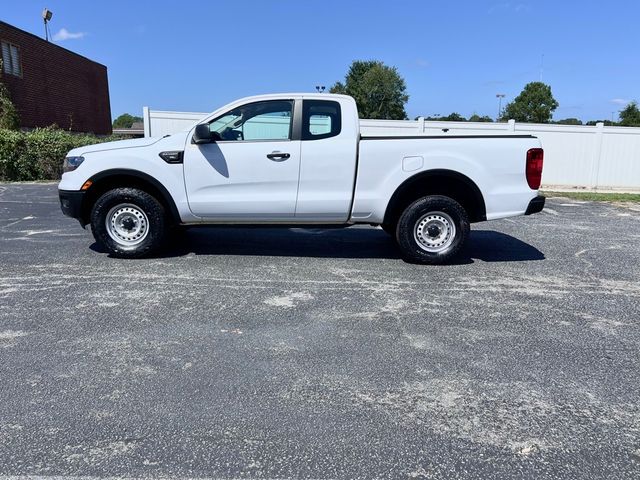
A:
496 94 506 120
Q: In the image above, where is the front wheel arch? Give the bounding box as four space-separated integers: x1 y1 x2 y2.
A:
80 169 181 227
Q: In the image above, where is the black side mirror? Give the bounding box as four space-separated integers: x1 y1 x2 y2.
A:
192 124 213 144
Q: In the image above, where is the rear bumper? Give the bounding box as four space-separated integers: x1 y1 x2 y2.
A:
59 189 85 221
525 195 545 215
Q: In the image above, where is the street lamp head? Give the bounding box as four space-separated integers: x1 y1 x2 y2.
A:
42 8 53 22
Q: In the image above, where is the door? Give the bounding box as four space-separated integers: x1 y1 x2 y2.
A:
295 99 359 221
183 99 301 220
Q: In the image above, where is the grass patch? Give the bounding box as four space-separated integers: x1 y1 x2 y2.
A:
542 190 640 202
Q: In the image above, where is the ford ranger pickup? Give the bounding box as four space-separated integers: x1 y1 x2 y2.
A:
58 93 545 264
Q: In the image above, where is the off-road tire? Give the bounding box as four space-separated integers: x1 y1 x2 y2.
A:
90 188 168 258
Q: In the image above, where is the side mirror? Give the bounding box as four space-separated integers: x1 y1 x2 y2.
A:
192 124 213 144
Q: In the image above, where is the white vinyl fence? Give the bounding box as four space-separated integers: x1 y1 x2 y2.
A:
143 107 640 191
142 107 208 138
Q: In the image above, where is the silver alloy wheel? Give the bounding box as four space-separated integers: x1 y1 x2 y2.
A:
413 211 456 253
105 203 149 248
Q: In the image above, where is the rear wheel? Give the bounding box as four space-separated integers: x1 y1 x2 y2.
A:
396 195 469 264
90 188 168 258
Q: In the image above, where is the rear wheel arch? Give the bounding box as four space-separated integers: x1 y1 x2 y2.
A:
80 169 180 226
383 169 486 231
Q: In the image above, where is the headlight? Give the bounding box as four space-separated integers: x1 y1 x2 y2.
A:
63 156 85 173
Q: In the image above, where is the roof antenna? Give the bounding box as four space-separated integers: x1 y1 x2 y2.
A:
42 8 53 41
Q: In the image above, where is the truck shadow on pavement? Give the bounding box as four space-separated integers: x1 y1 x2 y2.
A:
93 227 544 263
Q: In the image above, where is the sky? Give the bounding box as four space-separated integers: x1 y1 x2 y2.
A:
3 0 639 122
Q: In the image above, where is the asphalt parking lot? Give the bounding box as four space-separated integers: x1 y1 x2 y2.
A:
1 183 639 479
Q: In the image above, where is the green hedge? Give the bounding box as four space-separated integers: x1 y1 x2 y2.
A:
0 127 123 181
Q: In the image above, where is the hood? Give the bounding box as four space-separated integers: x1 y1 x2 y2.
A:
67 137 163 157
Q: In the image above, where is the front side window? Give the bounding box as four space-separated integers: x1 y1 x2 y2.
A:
208 100 293 141
1 41 22 77
302 100 341 140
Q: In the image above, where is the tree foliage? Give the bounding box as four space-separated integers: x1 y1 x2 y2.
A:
112 113 143 129
554 118 583 125
619 101 640 127
468 114 494 123
0 81 20 130
438 112 467 122
501 82 559 123
330 60 409 120
586 120 618 126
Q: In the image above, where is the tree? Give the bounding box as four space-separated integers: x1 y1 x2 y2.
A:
619 101 640 127
586 120 618 126
468 114 493 122
330 60 409 120
501 82 559 123
440 112 466 122
0 80 20 130
555 118 583 125
112 113 143 129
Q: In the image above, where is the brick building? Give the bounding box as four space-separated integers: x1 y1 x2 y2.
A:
0 21 111 134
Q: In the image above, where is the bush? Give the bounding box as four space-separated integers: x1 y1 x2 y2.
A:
0 82 20 130
0 127 123 181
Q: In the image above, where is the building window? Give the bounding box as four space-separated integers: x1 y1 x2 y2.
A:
1 41 22 77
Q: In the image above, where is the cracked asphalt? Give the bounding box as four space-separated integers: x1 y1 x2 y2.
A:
1 183 639 479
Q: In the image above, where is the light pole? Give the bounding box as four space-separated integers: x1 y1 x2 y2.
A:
42 8 53 41
496 93 506 120
315 85 326 93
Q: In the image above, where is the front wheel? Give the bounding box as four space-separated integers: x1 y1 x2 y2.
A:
396 195 470 264
90 188 168 258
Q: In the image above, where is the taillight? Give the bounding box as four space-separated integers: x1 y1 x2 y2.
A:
526 148 544 190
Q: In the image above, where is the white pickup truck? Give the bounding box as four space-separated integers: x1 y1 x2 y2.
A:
59 93 545 264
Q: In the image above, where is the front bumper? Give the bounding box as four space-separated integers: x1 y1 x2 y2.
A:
59 189 85 221
525 195 545 215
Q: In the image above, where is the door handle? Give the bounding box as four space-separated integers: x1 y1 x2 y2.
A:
266 151 290 161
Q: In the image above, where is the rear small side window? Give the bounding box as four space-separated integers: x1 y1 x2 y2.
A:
302 100 341 140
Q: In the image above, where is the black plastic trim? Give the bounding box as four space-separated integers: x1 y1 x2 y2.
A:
291 99 303 141
525 195 546 215
361 135 537 140
159 151 184 164
59 189 85 220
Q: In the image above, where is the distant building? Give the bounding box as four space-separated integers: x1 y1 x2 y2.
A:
113 121 144 138
0 20 111 134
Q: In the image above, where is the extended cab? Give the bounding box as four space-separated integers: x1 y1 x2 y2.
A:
58 93 545 264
